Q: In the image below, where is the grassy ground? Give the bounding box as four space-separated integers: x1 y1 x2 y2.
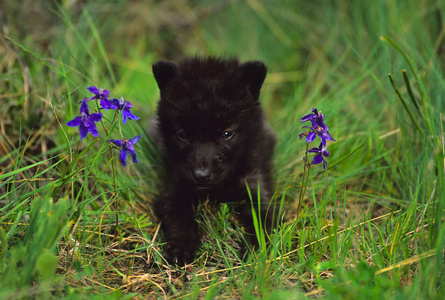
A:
0 0 444 299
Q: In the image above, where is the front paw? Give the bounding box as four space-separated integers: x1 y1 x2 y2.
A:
163 240 198 266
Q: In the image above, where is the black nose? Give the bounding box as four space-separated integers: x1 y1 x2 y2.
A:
193 168 211 182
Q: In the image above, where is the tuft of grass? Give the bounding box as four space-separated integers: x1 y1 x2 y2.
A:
0 0 444 298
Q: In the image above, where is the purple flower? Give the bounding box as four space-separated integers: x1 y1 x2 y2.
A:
306 143 330 169
110 97 140 124
66 99 103 140
85 86 114 110
303 121 336 147
107 135 142 166
300 107 324 124
299 107 335 147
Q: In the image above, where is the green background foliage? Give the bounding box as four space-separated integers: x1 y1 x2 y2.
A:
0 0 444 298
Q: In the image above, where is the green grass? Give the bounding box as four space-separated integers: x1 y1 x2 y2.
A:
1 0 444 298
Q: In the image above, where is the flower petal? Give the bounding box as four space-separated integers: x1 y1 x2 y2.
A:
80 99 89 115
300 113 315 123
322 149 330 157
312 154 323 165
306 132 317 143
110 98 119 105
79 123 88 140
102 89 110 99
66 116 82 127
100 99 112 110
320 136 327 147
108 98 120 110
83 96 96 102
128 135 142 145
88 121 99 137
87 86 99 94
123 100 133 109
129 149 138 163
123 109 140 122
306 146 321 154
89 112 103 122
322 131 336 142
119 149 128 167
107 139 124 147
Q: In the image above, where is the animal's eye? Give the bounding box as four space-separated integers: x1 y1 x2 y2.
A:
176 131 188 140
221 131 234 140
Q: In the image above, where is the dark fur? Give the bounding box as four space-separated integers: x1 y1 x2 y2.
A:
150 56 276 265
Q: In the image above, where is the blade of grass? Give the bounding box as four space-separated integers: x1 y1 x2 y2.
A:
401 69 421 114
387 73 423 134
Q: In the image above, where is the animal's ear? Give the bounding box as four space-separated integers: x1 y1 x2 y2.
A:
240 61 267 100
152 61 177 91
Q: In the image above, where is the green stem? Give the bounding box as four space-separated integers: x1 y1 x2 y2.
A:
297 144 311 219
95 100 118 191
117 111 124 139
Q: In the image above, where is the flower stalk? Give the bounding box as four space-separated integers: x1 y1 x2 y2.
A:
297 107 336 218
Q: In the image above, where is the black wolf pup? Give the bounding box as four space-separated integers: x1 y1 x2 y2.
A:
151 56 276 265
